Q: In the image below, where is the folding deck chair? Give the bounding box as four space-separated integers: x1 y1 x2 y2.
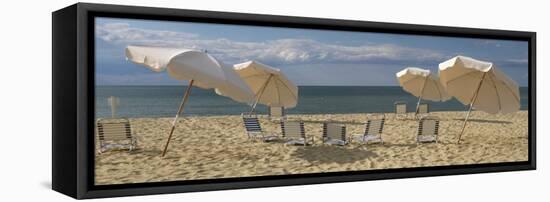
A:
241 114 279 142
96 118 137 153
322 122 348 146
280 121 313 146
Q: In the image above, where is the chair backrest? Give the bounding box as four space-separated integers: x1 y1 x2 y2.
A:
323 123 346 140
394 101 407 114
418 103 429 114
270 106 285 117
281 121 305 139
364 119 385 136
417 116 440 137
96 118 132 141
242 116 262 132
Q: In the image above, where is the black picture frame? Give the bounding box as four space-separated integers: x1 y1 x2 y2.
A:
52 3 536 199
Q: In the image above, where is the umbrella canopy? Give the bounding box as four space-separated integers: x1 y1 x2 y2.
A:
439 55 520 142
396 67 451 115
125 45 255 156
125 46 254 104
439 56 520 114
233 61 298 113
397 67 451 101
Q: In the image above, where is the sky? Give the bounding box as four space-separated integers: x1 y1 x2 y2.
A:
95 17 529 86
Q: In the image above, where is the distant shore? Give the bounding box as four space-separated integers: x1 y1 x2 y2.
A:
95 110 528 185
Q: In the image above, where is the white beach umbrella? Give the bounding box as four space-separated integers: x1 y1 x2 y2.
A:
233 61 298 114
439 56 520 143
125 45 255 156
396 67 451 115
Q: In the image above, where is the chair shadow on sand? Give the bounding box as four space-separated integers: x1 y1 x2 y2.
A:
131 149 163 156
291 145 378 164
452 118 512 124
298 120 365 125
97 148 165 159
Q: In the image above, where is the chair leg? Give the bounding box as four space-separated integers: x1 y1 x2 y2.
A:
131 138 137 151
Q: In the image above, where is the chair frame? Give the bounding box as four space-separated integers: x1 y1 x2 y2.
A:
280 121 313 146
269 106 287 121
322 122 348 146
394 101 408 120
415 103 430 120
241 113 279 142
96 118 137 153
416 116 440 143
352 114 386 144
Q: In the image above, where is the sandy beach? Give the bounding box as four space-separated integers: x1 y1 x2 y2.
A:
95 111 528 185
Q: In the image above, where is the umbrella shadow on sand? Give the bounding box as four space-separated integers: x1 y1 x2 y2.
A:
291 145 378 164
298 120 365 125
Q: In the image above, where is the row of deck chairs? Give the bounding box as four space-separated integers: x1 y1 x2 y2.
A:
394 101 430 120
93 104 435 153
242 114 440 146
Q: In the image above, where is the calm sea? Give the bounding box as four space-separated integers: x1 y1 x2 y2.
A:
95 86 529 118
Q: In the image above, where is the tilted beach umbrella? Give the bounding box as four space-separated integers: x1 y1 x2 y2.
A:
125 45 255 156
233 61 298 114
439 56 520 143
396 67 451 115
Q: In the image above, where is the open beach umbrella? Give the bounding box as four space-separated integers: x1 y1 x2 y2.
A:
396 67 451 115
233 61 298 114
439 56 520 143
125 45 255 156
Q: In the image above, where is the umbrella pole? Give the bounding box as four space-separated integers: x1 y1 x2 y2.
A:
415 76 428 117
457 72 487 144
415 95 423 117
249 74 273 115
162 79 194 157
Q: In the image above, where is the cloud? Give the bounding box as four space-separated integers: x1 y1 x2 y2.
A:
96 22 447 65
96 23 198 44
492 58 529 69
480 40 502 47
505 58 528 64
96 73 179 85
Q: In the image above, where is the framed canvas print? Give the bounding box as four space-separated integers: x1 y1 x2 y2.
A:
52 3 536 199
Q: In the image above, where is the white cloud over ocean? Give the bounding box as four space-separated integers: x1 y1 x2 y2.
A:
96 23 447 65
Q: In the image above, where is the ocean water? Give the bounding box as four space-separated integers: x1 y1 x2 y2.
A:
95 86 529 118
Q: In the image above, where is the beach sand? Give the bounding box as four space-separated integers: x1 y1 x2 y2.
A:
95 111 529 185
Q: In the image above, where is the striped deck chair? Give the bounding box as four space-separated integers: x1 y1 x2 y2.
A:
241 114 279 142
269 106 286 121
352 115 385 144
280 121 313 146
394 101 408 120
416 116 440 143
415 103 430 119
96 118 137 153
322 123 347 146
